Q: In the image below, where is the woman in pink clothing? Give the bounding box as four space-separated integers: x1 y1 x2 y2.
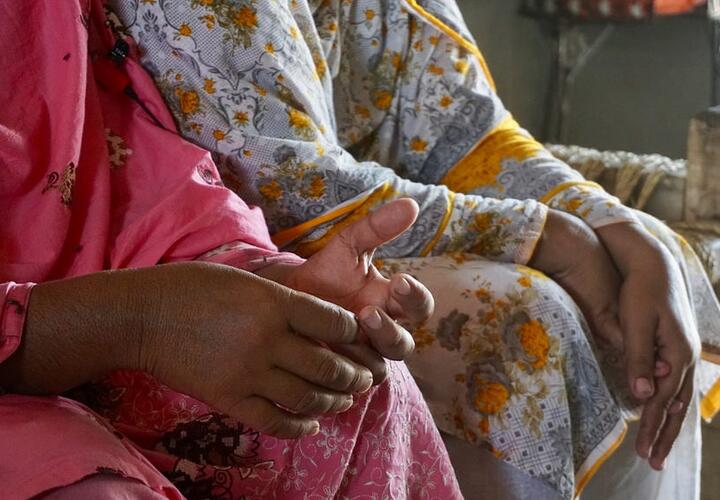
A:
0 1 460 498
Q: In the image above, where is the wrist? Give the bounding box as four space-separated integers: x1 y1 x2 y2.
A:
529 209 596 276
595 222 663 275
255 262 301 288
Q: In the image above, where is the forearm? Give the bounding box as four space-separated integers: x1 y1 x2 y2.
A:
0 270 146 394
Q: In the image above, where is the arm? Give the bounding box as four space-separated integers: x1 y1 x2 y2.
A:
110 0 547 265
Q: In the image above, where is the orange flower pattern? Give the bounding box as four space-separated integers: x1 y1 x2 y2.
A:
110 1 720 497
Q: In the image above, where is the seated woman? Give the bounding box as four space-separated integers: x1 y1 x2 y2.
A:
0 2 462 498
107 0 720 498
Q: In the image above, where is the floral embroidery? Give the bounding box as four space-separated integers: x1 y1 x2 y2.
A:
42 162 76 206
105 129 133 170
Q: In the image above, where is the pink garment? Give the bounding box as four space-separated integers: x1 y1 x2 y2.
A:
0 2 460 499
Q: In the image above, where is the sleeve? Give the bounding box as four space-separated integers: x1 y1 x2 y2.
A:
0 282 34 366
325 0 639 231
109 0 547 265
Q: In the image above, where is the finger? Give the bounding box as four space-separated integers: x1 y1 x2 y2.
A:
387 273 435 326
331 343 388 386
259 368 354 416
620 305 658 400
649 366 694 470
337 198 419 254
221 395 320 439
285 290 359 344
635 319 690 459
655 359 671 378
274 332 374 393
358 306 415 361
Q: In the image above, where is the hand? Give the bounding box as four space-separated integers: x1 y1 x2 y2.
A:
7 264 376 439
260 199 435 384
530 209 625 351
596 221 700 470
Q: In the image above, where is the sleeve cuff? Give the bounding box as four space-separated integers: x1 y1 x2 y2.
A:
195 241 305 272
1 282 35 365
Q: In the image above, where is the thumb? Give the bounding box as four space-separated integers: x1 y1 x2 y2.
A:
336 198 419 254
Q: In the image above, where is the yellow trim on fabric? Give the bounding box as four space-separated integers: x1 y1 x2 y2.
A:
539 181 605 205
441 116 544 194
701 377 720 422
293 183 396 256
574 424 629 498
420 191 456 257
405 0 496 90
272 192 377 248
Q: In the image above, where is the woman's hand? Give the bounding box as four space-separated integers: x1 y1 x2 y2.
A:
596 221 700 470
3 264 376 439
531 210 699 470
259 199 435 385
530 210 625 350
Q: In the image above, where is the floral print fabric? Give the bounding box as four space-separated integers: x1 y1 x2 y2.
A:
0 2 460 498
108 0 720 497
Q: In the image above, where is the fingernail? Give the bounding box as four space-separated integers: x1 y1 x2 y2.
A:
310 422 320 435
635 377 654 398
358 375 373 393
669 400 685 415
361 309 383 330
395 277 412 296
340 396 354 412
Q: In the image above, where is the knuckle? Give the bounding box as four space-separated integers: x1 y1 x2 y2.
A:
317 354 346 386
263 414 290 437
328 307 354 342
296 390 323 414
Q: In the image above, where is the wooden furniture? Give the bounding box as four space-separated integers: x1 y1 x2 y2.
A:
519 0 713 142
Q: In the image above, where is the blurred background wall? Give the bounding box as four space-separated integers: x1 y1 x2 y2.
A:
457 0 712 158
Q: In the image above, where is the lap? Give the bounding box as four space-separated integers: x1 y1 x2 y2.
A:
0 394 177 500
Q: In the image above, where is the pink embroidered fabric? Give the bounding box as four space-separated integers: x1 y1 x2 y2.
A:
0 1 460 498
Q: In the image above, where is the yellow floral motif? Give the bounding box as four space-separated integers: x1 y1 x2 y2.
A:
265 43 275 54
410 137 428 153
233 5 257 29
328 22 337 32
429 35 440 45
562 197 583 214
203 78 216 94
518 320 550 369
355 105 370 119
472 213 493 233
307 175 326 199
233 111 249 126
454 59 470 74
413 323 436 350
474 288 490 300
473 378 509 415
290 26 299 39
517 276 532 288
176 89 200 115
287 108 316 140
365 9 376 21
373 90 393 110
200 14 215 29
259 180 284 201
428 64 444 76
178 23 192 37
391 52 404 71
212 129 226 141
440 95 453 107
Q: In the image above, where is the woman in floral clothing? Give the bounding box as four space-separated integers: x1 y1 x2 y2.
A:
109 0 720 498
